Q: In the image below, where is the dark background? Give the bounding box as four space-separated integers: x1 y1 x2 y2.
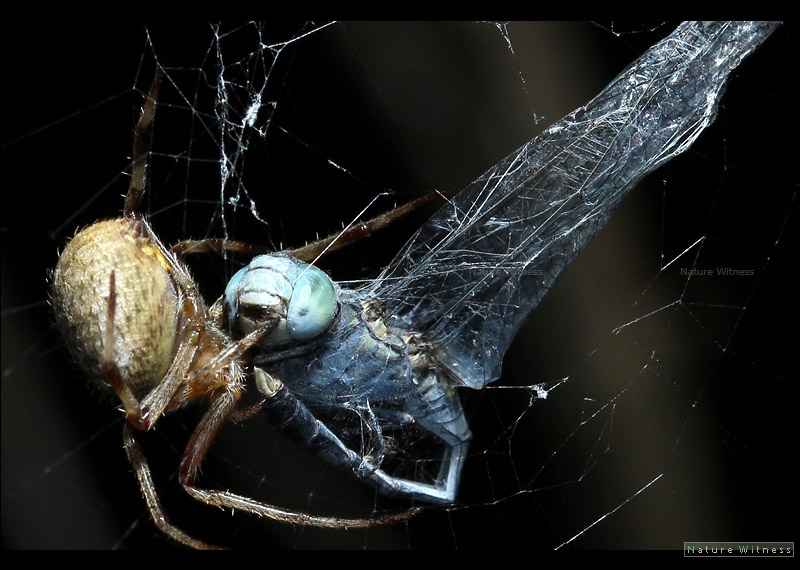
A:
2 22 797 550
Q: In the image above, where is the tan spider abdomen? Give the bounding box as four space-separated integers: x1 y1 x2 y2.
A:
51 218 179 399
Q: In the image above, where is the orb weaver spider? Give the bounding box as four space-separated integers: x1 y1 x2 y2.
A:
50 71 424 549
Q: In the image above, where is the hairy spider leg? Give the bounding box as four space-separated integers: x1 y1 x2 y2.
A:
124 68 160 218
179 367 422 528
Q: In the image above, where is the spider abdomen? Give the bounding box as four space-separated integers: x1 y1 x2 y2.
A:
51 218 179 399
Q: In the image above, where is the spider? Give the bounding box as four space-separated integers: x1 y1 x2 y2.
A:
50 71 423 549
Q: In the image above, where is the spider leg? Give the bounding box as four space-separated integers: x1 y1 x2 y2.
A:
106 292 279 547
123 423 221 550
170 238 265 258
101 271 144 420
100 267 208 431
176 335 419 529
180 380 419 528
285 192 439 262
100 269 184 429
169 193 440 262
125 69 161 217
101 273 227 548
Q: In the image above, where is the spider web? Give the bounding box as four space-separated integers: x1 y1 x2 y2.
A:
2 21 797 550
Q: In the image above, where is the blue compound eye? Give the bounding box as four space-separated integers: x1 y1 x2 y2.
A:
287 265 337 340
224 254 338 346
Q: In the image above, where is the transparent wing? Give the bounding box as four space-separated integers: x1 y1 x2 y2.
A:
368 21 780 389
